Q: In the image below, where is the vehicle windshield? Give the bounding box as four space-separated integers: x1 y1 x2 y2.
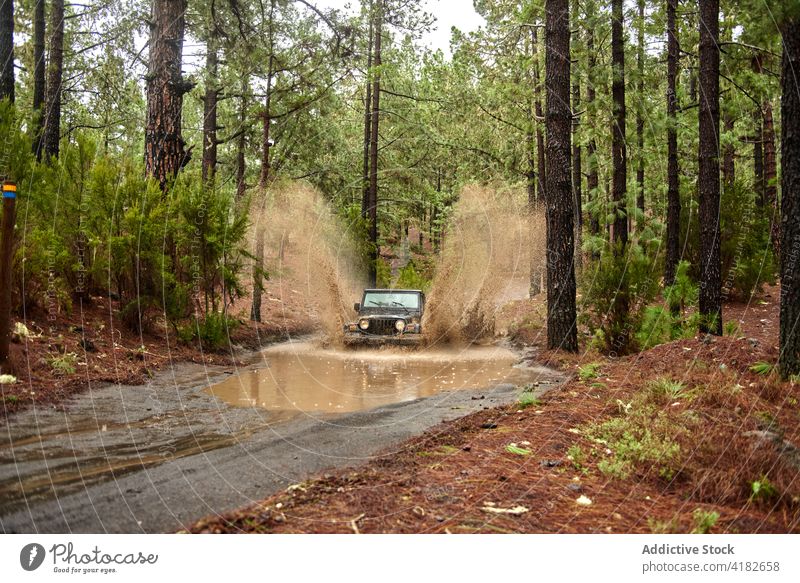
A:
362 291 420 310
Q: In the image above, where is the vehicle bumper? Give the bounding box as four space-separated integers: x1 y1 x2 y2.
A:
343 333 424 346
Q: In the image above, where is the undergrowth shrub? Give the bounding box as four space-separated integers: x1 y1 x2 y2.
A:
580 240 660 355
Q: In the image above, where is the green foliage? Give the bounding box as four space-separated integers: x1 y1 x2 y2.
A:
586 391 691 480
719 182 776 300
579 242 660 355
749 475 779 502
180 312 239 351
47 352 78 375
664 261 698 313
376 258 392 289
750 361 775 376
690 509 719 534
724 321 742 337
578 362 602 381
567 445 586 470
636 262 701 350
517 391 541 409
646 378 689 403
505 444 532 456
395 261 430 292
648 516 681 534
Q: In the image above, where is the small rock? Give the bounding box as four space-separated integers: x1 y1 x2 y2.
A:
567 483 583 493
471 395 485 400
481 422 498 429
748 338 760 348
575 495 592 506
540 459 562 468
462 446 471 452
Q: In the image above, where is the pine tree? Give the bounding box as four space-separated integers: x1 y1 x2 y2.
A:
545 0 577 352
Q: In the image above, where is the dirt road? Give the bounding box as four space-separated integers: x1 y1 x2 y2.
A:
0 340 563 533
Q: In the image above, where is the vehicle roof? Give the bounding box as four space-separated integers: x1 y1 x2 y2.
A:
363 289 424 294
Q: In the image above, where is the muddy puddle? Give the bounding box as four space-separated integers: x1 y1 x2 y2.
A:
206 341 540 415
0 340 546 515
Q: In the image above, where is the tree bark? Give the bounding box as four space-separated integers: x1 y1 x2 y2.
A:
664 0 681 286
250 228 264 322
545 0 577 352
259 1 276 188
586 24 600 240
533 26 546 206
32 0 46 158
636 0 645 223
698 0 722 335
764 99 780 259
753 109 764 207
572 73 582 268
367 0 383 287
202 38 218 184
779 11 800 378
42 0 64 160
722 110 735 189
530 25 545 297
611 0 628 250
0 0 14 103
144 0 190 192
362 7 373 218
236 76 248 199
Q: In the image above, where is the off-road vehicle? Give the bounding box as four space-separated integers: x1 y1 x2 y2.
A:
343 289 425 346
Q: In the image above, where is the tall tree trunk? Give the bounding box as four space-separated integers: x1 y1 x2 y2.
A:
367 1 383 288
42 0 64 160
664 0 681 286
609 0 631 352
144 0 190 191
636 0 645 223
611 0 628 250
530 25 545 296
0 0 14 102
202 38 218 184
571 0 582 271
779 11 800 378
753 109 764 207
250 228 264 323
586 23 600 240
764 99 780 259
572 71 582 269
722 110 735 189
545 0 577 353
533 26 546 206
698 0 722 335
236 76 248 199
361 7 373 218
32 0 45 157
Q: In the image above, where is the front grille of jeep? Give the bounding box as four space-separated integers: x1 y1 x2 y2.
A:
365 318 399 336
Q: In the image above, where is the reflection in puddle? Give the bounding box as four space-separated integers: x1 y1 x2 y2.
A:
207 341 537 414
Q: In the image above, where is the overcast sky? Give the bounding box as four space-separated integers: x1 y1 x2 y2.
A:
317 0 485 56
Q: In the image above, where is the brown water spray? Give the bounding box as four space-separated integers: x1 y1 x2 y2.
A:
249 182 366 343
423 185 546 346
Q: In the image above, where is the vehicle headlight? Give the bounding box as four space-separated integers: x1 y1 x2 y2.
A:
395 319 406 332
359 319 370 330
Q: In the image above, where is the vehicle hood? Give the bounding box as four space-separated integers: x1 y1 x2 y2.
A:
356 309 420 319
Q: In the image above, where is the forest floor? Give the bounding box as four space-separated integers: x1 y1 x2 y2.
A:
188 284 800 533
0 279 317 421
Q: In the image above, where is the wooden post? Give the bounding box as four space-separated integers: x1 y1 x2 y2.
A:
0 181 16 373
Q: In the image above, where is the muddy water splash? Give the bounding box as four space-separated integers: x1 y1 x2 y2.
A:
250 182 366 342
424 185 545 345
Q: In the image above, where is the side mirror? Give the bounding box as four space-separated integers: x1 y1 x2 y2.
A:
354 303 360 312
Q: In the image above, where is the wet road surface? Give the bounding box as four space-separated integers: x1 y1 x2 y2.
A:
0 340 563 533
